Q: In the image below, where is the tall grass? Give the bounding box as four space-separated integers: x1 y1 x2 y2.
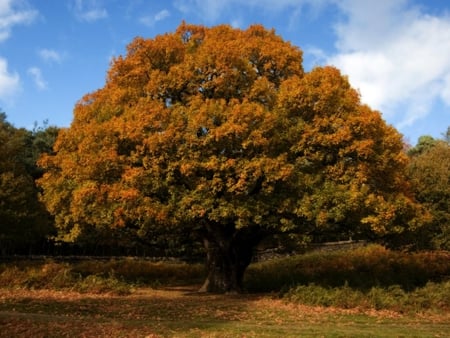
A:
245 244 450 292
245 244 450 312
0 260 131 294
1 244 449 313
283 281 450 312
0 258 205 294
72 258 205 285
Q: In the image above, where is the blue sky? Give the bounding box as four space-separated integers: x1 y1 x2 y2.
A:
1 0 449 144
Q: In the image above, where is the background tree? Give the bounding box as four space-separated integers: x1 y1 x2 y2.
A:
38 23 427 292
407 135 438 157
0 113 57 255
408 132 450 250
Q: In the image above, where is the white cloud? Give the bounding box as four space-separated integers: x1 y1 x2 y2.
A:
327 0 450 128
139 9 170 27
332 0 413 52
27 67 47 90
38 48 63 64
72 0 108 22
0 57 20 102
0 0 38 42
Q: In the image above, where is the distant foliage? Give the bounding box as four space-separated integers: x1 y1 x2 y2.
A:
407 132 450 250
0 113 58 254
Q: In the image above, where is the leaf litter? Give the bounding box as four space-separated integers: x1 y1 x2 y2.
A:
0 286 448 337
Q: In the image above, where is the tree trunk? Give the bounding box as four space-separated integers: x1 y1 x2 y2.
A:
199 225 262 293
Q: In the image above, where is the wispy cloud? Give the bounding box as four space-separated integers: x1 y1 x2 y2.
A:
27 67 47 90
38 48 63 64
71 0 108 22
173 0 228 22
0 0 38 42
139 9 170 27
173 0 325 23
0 57 20 102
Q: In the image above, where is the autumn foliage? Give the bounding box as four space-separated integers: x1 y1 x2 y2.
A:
38 23 427 292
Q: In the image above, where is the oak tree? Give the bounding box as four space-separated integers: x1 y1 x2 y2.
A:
38 23 426 292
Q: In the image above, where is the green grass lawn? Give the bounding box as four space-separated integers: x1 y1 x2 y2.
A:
0 286 449 337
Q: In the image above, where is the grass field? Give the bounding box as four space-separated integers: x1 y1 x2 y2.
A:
1 245 449 337
1 286 449 337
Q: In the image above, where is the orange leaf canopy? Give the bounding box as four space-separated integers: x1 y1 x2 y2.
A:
38 23 426 245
